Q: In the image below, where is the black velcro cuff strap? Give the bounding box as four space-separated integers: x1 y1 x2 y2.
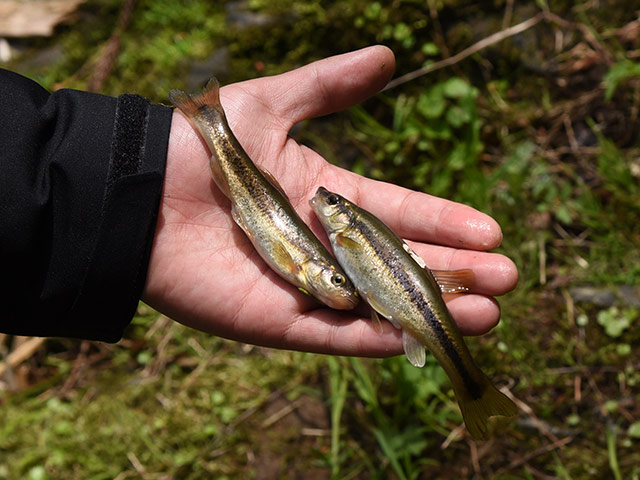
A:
107 94 150 191
67 95 171 342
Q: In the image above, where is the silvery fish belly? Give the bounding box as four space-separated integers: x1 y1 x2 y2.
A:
168 79 358 310
310 186 517 439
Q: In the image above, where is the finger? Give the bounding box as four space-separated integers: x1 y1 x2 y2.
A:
283 311 404 357
326 171 503 250
232 45 395 127
275 293 502 357
358 177 502 250
444 294 501 335
406 241 519 296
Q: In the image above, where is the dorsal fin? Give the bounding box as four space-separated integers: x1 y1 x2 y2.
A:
431 269 476 293
257 164 289 199
402 242 426 268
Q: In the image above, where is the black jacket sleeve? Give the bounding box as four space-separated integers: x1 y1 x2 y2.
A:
0 68 172 342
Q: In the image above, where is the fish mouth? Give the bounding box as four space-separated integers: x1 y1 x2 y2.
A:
324 292 359 310
309 186 329 210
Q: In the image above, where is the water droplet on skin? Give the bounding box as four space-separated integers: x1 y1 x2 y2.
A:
464 217 501 248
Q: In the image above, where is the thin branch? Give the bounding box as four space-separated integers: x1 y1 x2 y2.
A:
87 0 136 92
383 12 546 91
502 0 515 30
0 337 46 378
496 436 574 474
383 9 615 91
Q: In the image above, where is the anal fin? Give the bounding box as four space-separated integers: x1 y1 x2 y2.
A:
370 308 384 334
231 208 254 240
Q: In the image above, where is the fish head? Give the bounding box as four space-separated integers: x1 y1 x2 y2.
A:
309 187 355 235
301 259 359 310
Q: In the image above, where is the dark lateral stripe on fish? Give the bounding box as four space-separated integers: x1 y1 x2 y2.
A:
355 219 482 400
214 136 266 201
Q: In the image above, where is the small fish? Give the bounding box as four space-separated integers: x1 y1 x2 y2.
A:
310 187 517 439
169 79 358 310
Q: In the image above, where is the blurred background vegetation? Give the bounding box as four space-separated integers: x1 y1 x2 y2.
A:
1 0 640 478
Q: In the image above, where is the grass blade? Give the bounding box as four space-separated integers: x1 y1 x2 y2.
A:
327 357 348 479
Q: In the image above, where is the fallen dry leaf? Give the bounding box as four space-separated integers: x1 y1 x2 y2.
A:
0 0 84 37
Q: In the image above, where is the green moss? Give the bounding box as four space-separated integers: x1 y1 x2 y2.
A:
3 0 640 478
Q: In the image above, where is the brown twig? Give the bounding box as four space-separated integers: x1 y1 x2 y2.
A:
543 11 613 66
441 423 466 449
496 436 573 474
563 115 580 153
86 0 136 92
126 451 149 478
59 340 91 396
502 0 515 30
538 235 547 285
426 0 454 69
523 464 560 480
509 392 559 443
260 397 304 428
383 12 546 91
0 337 46 378
383 10 616 91
467 437 482 478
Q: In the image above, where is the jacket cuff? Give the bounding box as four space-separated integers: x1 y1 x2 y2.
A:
0 69 172 341
65 96 172 341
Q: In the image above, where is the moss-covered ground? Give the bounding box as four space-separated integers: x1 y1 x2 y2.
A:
1 1 639 478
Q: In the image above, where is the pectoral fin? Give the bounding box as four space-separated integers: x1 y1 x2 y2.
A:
402 330 426 367
272 242 301 276
431 269 476 293
335 233 362 250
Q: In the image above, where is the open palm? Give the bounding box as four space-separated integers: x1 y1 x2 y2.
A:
142 46 518 357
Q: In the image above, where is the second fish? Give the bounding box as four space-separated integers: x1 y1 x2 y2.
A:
169 78 358 310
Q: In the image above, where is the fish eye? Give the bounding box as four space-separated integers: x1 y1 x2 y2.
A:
330 274 345 286
327 194 340 205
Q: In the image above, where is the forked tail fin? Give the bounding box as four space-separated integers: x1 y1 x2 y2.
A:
168 77 222 116
455 379 517 440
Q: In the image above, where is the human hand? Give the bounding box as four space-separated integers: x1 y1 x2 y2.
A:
142 46 518 357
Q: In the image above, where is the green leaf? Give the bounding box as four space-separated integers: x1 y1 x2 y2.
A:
421 42 440 56
416 87 445 119
555 204 573 224
596 307 636 338
445 105 471 128
373 428 408 480
393 22 412 42
629 422 640 439
447 143 467 170
364 2 382 20
604 60 640 101
423 118 451 140
28 466 47 480
443 77 472 98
